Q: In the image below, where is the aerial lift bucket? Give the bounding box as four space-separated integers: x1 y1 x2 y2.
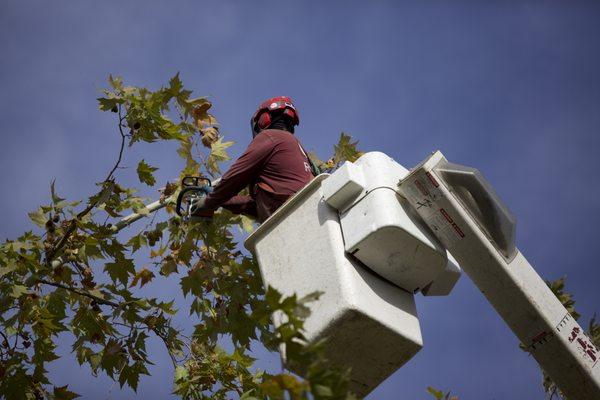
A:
245 152 461 396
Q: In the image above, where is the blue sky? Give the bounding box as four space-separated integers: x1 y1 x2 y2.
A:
1 1 599 399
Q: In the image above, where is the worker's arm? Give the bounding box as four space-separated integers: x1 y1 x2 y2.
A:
200 134 273 212
220 195 258 218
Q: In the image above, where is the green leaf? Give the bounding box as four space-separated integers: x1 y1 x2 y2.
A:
313 384 333 397
53 385 81 400
97 96 123 112
118 362 149 392
160 257 178 277
104 258 135 286
240 390 259 400
126 232 148 254
0 260 17 278
168 73 183 96
136 159 158 186
130 267 155 288
50 180 66 204
174 365 188 381
108 74 124 90
11 284 28 298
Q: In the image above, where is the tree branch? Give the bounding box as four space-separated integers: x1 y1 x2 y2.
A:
38 279 119 308
104 108 127 183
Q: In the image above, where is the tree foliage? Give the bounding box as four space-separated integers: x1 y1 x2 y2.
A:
0 74 361 399
537 277 599 400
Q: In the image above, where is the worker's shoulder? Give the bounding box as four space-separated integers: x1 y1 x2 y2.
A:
259 129 299 145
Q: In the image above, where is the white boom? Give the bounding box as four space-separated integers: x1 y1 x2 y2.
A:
398 151 600 400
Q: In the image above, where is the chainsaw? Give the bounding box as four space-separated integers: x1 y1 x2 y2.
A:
175 175 213 221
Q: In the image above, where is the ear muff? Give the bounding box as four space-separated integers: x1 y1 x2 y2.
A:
283 108 299 125
257 112 272 130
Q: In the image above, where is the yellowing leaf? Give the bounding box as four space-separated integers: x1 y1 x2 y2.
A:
174 365 188 381
0 261 18 278
426 386 445 400
28 208 47 227
130 267 155 288
239 215 255 233
313 384 333 397
200 127 219 148
207 138 234 173
333 132 364 164
11 284 28 298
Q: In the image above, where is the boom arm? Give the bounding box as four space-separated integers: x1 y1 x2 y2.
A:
398 151 600 400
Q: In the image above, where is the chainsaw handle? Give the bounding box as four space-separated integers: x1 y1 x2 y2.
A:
181 176 212 188
175 186 212 217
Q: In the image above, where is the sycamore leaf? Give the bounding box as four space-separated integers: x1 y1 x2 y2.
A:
191 100 212 123
174 365 188 381
97 96 124 112
28 208 47 228
118 362 149 391
200 126 219 148
160 257 178 276
239 215 255 233
168 73 183 96
136 160 158 186
547 277 580 320
206 138 234 173
11 284 28 298
104 258 135 286
50 180 66 204
0 261 17 278
333 132 364 164
108 74 123 90
426 386 445 400
313 384 333 397
126 232 148 254
240 390 259 400
130 267 155 288
161 181 177 198
53 385 81 400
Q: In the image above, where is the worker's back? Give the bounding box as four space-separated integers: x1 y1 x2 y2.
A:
253 128 313 197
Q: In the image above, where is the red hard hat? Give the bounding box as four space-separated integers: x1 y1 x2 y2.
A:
251 96 299 136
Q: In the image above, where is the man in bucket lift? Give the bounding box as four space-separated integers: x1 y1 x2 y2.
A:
191 96 318 223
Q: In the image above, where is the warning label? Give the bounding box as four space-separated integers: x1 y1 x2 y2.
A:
556 313 599 369
426 212 461 248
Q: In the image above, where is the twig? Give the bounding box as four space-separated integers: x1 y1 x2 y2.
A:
38 279 119 308
104 108 127 183
45 106 128 265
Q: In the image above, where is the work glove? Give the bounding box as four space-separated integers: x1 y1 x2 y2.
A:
189 186 214 221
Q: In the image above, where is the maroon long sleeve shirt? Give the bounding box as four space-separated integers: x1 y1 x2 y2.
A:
202 129 314 222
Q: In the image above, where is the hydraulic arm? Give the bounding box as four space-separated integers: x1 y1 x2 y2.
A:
398 151 600 400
